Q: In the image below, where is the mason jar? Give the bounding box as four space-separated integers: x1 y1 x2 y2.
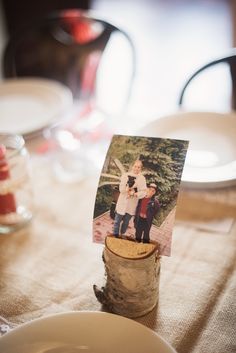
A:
0 133 33 234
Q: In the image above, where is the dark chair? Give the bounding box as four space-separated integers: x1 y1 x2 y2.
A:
2 9 135 112
178 50 236 110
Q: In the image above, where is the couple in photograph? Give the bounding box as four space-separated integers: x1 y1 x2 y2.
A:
113 160 160 243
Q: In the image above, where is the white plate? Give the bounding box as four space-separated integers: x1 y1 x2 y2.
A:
139 111 236 189
0 311 176 353
0 78 73 138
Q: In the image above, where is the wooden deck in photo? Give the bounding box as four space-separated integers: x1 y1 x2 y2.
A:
93 207 176 256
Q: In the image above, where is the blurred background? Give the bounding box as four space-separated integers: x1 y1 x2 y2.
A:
0 0 234 123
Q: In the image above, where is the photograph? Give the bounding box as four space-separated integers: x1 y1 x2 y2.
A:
93 134 189 256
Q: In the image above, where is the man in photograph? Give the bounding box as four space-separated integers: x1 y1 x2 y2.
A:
134 183 160 243
113 160 147 237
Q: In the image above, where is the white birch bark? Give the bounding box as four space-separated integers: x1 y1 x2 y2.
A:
94 237 161 318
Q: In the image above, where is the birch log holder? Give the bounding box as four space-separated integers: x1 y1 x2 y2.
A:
93 236 161 318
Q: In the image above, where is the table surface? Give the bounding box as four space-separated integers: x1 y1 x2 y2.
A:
0 136 236 353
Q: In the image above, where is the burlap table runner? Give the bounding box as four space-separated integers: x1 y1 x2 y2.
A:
0 156 235 353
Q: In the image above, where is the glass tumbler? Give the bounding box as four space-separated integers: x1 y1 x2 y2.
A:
0 133 33 234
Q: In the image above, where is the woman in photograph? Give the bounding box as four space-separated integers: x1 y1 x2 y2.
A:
113 160 147 237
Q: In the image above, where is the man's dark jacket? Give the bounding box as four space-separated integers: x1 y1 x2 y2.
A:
134 196 160 229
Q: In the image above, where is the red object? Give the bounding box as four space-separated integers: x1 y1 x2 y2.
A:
62 9 101 44
80 51 101 95
0 144 17 215
140 197 151 218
